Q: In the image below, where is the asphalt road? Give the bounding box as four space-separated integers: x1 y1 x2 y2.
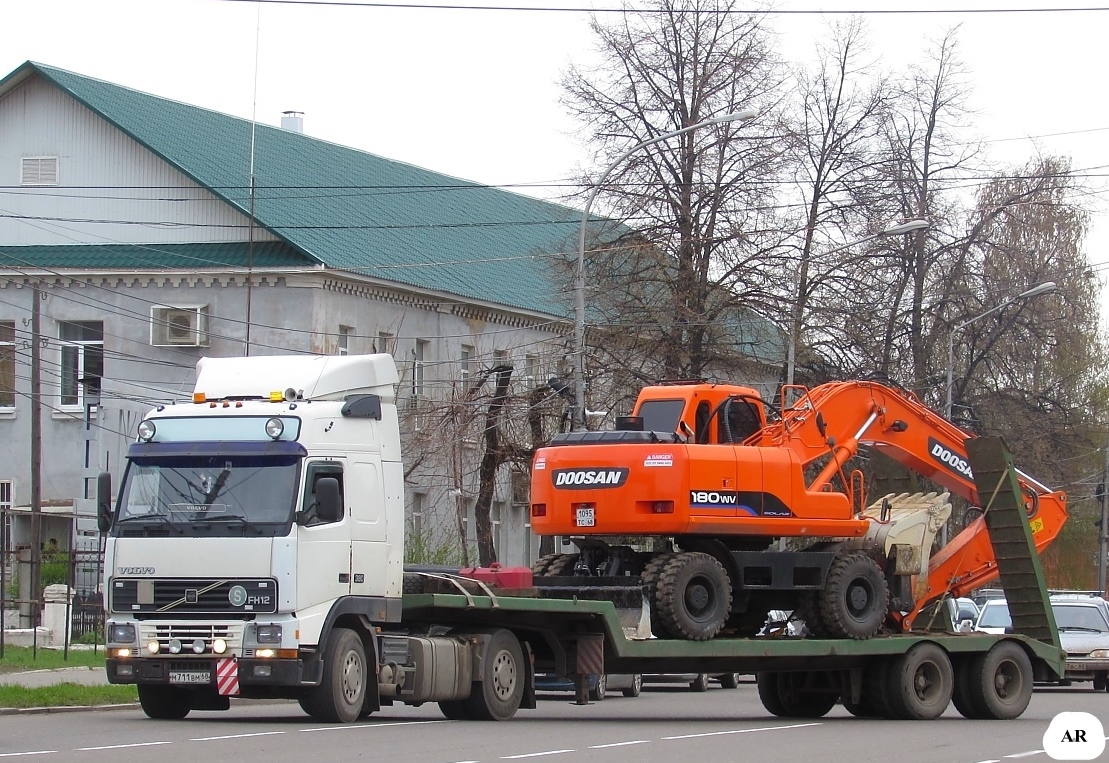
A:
1 682 1106 763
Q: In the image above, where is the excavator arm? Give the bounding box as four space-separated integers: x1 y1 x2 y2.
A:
762 381 1068 630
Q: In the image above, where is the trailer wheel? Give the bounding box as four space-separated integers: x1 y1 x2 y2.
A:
137 685 191 720
817 552 888 639
299 627 367 723
863 658 894 718
439 699 473 720
462 629 524 721
886 642 953 720
841 692 877 718
758 672 838 718
965 641 1034 720
655 552 732 640
951 657 984 719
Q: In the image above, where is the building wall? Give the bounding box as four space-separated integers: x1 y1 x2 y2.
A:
0 75 276 246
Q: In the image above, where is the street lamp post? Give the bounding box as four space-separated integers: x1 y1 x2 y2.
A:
786 219 930 387
572 109 757 429
943 281 1057 422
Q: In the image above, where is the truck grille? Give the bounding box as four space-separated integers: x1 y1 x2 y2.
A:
110 578 278 614
138 622 243 655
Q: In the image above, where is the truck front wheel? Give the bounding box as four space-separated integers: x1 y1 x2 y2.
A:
462 629 525 721
299 627 367 723
138 685 191 719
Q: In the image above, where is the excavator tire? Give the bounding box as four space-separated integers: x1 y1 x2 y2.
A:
793 592 827 638
654 552 732 640
543 553 580 576
641 552 677 636
817 552 888 639
532 554 560 576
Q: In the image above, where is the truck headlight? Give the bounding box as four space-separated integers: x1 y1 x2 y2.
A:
256 624 282 644
1088 649 1109 659
109 623 137 644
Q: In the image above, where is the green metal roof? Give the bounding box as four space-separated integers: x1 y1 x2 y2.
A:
0 241 311 270
0 62 581 316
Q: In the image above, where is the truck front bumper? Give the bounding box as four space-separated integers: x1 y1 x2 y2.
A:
107 657 303 688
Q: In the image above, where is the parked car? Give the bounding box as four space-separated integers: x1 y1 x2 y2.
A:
641 673 744 691
973 594 1109 689
534 672 642 700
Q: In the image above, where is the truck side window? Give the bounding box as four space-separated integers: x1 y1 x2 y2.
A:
302 463 344 526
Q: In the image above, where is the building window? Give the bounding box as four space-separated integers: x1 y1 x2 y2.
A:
492 501 505 560
0 481 12 558
59 321 103 409
0 322 14 409
338 325 353 356
524 353 538 388
410 339 429 429
21 157 59 186
493 349 508 367
460 344 473 383
407 492 425 538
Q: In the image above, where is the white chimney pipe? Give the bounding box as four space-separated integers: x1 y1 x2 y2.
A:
280 111 304 134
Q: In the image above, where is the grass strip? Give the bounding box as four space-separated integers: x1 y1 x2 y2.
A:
0 682 137 709
0 646 106 673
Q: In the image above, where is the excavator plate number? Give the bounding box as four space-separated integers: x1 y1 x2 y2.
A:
575 507 595 527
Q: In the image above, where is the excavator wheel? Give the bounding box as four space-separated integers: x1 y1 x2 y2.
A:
654 552 732 640
532 554 561 576
816 552 888 639
543 553 580 576
793 592 827 638
640 552 677 636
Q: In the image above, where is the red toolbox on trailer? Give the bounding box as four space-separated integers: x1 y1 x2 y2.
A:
458 563 534 589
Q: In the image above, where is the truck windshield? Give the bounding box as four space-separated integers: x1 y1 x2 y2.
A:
114 453 299 537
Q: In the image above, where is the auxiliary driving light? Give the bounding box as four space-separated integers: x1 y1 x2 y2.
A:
136 420 157 442
146 641 160 655
212 638 228 655
265 417 284 439
191 639 205 654
168 638 182 654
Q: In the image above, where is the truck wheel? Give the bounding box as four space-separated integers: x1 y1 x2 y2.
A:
817 553 888 639
439 700 472 720
589 673 607 701
137 685 191 719
965 641 1034 720
863 658 894 718
951 658 984 719
622 674 643 697
461 629 524 720
762 672 838 718
655 552 732 640
689 673 710 692
756 672 788 716
886 642 953 720
299 627 367 723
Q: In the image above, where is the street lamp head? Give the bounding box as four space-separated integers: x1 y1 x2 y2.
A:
880 219 931 237
709 109 758 125
1018 281 1056 299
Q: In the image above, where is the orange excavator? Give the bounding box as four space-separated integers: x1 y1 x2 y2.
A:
529 380 1067 640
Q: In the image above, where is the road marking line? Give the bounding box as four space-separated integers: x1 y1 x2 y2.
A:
663 722 821 740
588 741 650 749
299 720 448 733
191 731 286 741
501 751 575 759
75 742 171 751
0 753 58 758
973 759 1001 763
1003 753 1044 759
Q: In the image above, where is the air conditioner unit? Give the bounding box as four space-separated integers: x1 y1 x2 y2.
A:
151 306 209 347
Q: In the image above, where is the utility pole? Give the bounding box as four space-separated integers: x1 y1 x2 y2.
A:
1099 433 1109 595
30 284 42 645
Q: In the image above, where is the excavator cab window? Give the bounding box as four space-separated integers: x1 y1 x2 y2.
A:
637 399 687 434
695 401 711 444
719 398 762 443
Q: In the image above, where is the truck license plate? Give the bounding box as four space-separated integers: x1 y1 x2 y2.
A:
575 507 595 527
169 671 211 684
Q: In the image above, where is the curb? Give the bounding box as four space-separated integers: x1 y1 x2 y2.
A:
0 702 139 716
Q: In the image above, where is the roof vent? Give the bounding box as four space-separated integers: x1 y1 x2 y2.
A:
280 111 304 133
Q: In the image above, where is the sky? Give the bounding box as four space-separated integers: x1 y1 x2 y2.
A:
3 0 1108 316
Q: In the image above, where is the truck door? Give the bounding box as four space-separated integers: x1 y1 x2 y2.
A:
349 458 390 599
297 460 352 629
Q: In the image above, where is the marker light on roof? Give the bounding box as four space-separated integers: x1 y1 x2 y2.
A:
269 391 284 402
137 420 156 442
193 392 206 403
265 418 285 440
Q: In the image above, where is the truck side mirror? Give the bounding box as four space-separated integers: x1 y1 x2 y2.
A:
315 477 342 523
96 471 113 533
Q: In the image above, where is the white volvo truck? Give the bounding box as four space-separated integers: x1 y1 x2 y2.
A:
100 353 1066 723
